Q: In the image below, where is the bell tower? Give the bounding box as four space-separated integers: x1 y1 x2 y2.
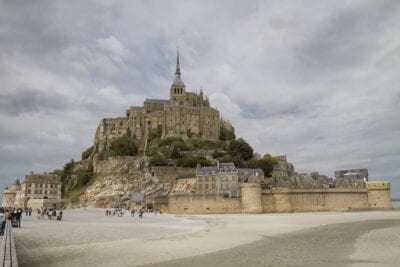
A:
170 49 186 104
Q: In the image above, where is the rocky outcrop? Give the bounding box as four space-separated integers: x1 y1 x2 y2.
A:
267 156 333 189
79 156 196 208
80 157 162 208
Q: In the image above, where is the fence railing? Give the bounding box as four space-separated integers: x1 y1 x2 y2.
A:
0 221 19 267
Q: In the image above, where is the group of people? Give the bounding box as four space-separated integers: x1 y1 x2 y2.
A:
105 208 124 217
104 207 163 219
131 208 163 219
0 207 23 235
37 207 63 221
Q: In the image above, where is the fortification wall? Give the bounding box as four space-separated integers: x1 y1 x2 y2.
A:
366 181 392 209
241 183 262 213
261 188 374 212
168 193 241 214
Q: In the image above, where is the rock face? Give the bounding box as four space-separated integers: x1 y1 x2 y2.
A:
267 155 332 189
79 156 196 208
81 157 154 208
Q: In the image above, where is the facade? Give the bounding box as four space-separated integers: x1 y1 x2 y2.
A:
192 162 263 196
2 173 62 208
94 51 222 154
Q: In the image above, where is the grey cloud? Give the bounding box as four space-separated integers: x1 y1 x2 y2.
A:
0 86 71 116
0 1 399 197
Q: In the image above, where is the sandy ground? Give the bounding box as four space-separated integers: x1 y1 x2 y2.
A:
13 209 400 267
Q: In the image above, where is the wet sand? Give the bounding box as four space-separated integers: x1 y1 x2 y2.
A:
13 209 400 267
146 220 400 267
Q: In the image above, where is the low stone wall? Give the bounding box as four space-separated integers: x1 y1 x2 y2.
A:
168 193 242 214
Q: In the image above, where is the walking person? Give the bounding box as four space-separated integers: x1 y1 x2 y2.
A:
0 208 4 235
28 207 32 216
1 209 10 235
15 208 22 228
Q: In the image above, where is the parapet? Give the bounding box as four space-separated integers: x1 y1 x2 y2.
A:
366 181 391 190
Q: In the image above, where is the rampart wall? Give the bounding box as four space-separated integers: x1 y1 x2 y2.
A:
168 182 392 214
168 193 241 214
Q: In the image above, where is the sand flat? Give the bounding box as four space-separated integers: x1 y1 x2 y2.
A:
13 209 400 267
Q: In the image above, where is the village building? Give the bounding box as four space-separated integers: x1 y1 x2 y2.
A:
1 172 62 209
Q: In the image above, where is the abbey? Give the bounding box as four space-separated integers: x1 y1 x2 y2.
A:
94 51 221 153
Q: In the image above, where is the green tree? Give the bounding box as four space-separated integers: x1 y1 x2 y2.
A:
220 126 235 140
110 135 138 156
177 155 213 168
228 138 253 160
170 146 181 159
244 155 277 177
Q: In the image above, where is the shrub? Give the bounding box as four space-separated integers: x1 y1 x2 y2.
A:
149 155 169 166
110 135 138 156
177 155 213 168
77 171 94 187
81 146 93 160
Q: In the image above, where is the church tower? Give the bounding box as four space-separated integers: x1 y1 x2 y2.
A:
170 49 186 104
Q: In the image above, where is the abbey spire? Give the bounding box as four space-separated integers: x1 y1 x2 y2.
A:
172 48 185 87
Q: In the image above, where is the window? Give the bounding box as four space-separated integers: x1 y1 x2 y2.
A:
199 184 203 189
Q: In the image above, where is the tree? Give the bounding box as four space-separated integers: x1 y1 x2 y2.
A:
177 155 213 168
228 138 253 160
170 146 181 159
244 155 277 177
110 135 138 156
220 126 235 140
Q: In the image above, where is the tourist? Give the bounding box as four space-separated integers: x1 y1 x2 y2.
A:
138 209 143 219
131 209 135 217
59 209 63 221
15 208 22 228
0 208 4 235
28 207 32 216
47 208 52 220
1 209 9 235
25 208 28 216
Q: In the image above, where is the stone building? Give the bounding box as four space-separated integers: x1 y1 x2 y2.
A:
1 173 62 208
93 51 223 154
194 162 263 196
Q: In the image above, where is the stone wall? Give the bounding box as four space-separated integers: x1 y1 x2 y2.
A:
366 181 392 209
167 182 392 214
168 193 242 214
261 188 370 212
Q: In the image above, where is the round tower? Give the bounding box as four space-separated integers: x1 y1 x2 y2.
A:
2 186 16 208
241 183 262 213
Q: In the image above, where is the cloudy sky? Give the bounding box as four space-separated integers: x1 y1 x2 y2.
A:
0 1 399 197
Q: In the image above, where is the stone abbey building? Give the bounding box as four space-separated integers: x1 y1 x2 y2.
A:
94 52 221 153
